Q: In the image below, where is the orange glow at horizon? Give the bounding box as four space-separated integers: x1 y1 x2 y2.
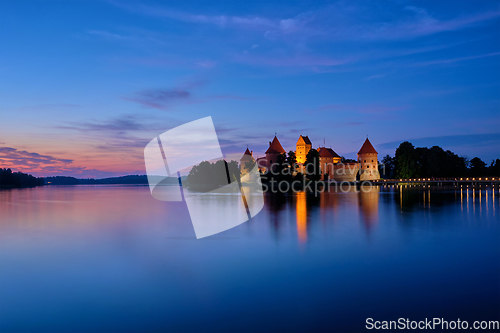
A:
0 137 146 177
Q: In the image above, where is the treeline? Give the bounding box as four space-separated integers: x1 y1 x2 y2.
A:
186 160 239 191
0 168 44 188
44 175 172 185
381 142 500 179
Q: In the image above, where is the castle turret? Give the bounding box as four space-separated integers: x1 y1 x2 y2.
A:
357 138 380 181
265 136 286 172
240 148 254 174
296 135 312 164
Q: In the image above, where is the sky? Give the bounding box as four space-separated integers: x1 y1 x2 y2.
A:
0 0 499 178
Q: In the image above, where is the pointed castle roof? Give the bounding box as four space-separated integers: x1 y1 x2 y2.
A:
317 147 340 158
241 147 255 163
326 147 340 158
358 138 378 155
266 136 286 154
297 135 312 145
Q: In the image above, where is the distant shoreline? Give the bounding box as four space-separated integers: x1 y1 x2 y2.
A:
44 175 182 186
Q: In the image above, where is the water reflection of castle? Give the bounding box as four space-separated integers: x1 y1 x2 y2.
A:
242 135 380 181
265 188 381 243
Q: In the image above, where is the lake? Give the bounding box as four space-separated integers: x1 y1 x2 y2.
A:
0 185 499 332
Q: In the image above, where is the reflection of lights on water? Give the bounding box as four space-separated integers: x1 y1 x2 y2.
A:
467 187 469 215
479 190 482 215
296 192 307 244
461 188 463 214
399 185 402 211
485 189 488 213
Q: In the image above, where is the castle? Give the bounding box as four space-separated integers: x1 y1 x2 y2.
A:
242 135 380 182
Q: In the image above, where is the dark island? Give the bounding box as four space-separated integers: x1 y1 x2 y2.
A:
0 168 44 188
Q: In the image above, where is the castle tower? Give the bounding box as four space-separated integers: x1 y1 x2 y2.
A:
317 147 341 180
357 138 380 181
296 135 312 164
265 136 286 172
240 148 254 174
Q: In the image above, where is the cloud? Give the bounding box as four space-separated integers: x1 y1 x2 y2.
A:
124 79 253 110
54 116 181 156
126 88 206 110
15 103 80 111
312 103 409 115
100 2 499 75
364 73 386 81
234 53 352 68
111 1 322 41
194 60 217 68
0 146 73 165
0 145 146 178
86 29 130 40
50 115 174 174
57 117 150 133
127 89 192 110
411 51 500 67
209 94 252 101
114 2 500 42
124 79 206 110
0 146 76 176
350 6 500 41
117 3 280 31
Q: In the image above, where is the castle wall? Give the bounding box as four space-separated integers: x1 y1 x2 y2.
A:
319 157 334 180
358 153 380 180
265 152 280 173
333 163 359 182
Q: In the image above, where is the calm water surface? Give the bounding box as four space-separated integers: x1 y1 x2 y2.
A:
0 185 499 332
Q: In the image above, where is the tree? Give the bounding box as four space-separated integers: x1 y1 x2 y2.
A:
422 146 446 177
469 157 487 177
275 152 288 178
287 151 297 175
380 155 395 179
226 160 240 183
186 159 240 191
445 151 468 177
304 149 321 181
0 168 44 187
395 141 418 179
387 141 497 179
489 159 500 177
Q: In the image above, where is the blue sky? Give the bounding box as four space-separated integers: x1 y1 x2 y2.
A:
0 0 499 177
